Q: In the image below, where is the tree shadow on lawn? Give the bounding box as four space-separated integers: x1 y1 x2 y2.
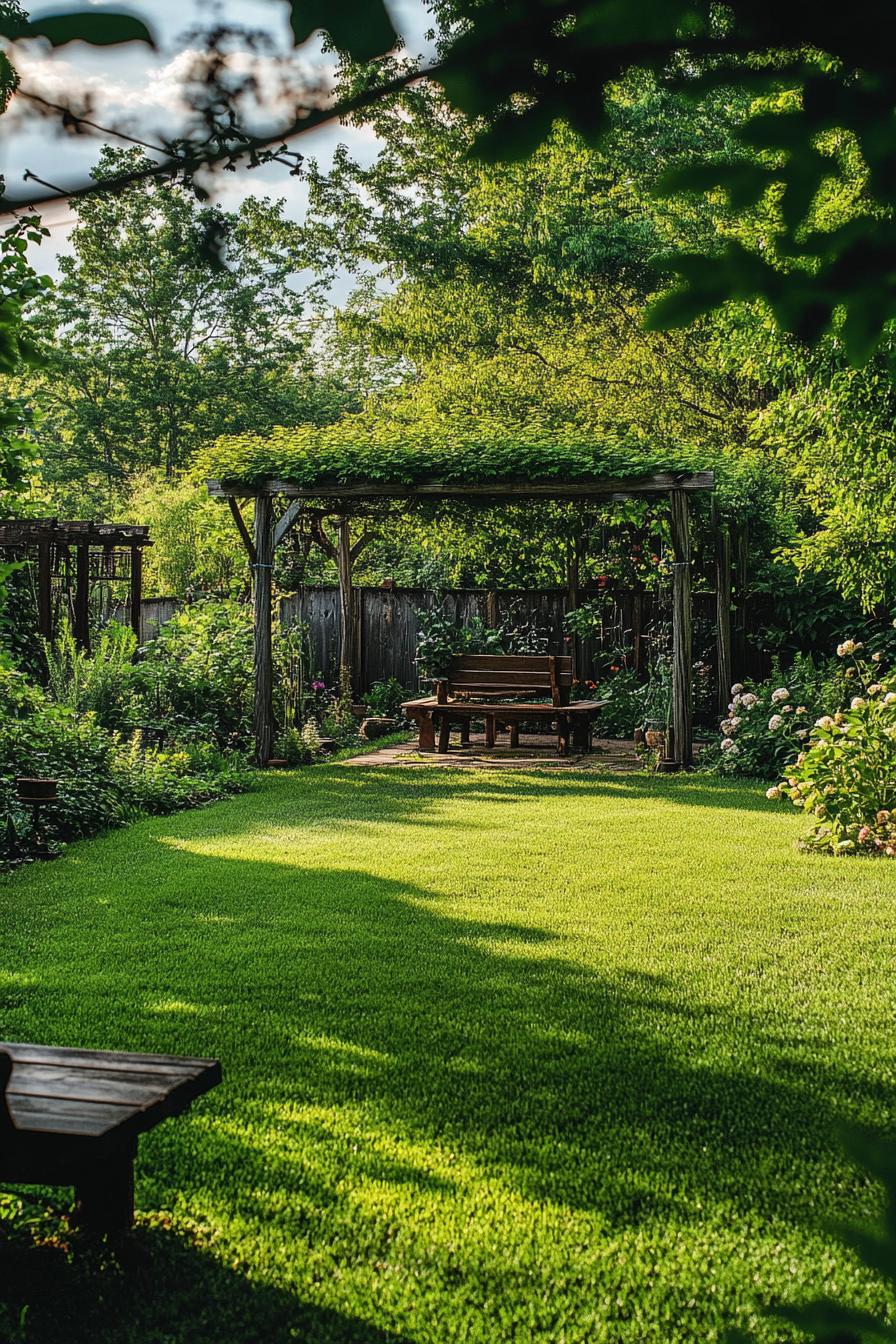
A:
277 764 783 818
0 1216 416 1344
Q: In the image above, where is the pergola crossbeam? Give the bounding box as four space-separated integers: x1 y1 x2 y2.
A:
208 471 714 503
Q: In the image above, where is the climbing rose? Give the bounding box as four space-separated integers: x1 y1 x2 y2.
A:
851 697 866 710
771 687 789 703
768 714 784 730
815 715 835 729
766 786 780 800
740 693 758 708
720 737 736 752
730 683 744 695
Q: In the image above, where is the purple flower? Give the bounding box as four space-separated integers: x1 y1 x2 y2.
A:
312 680 326 691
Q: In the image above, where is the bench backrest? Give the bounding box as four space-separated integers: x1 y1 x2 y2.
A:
437 654 573 706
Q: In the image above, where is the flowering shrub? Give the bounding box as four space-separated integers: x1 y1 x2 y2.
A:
710 677 816 776
705 653 855 777
767 639 896 856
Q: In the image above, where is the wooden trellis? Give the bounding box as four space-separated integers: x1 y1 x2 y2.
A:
0 519 151 650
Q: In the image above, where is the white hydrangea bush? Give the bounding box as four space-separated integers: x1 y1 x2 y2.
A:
712 679 812 776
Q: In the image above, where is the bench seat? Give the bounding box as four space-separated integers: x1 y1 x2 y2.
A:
0 1042 221 1234
402 655 605 756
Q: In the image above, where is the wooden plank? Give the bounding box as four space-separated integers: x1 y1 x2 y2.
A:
37 538 52 640
8 1066 184 1107
402 698 606 713
228 497 257 563
449 670 555 685
73 540 90 651
7 1095 138 1138
273 499 305 548
208 471 716 501
0 1042 216 1073
454 654 573 672
129 544 143 644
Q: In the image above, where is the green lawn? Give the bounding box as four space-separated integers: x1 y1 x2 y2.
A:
2 766 896 1343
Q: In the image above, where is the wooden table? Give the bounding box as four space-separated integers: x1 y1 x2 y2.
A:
0 1042 221 1234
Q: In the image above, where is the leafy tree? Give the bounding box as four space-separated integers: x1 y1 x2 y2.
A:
8 0 896 363
24 148 355 507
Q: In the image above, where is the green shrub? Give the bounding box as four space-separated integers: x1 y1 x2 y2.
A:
587 668 644 737
42 621 139 734
363 677 408 719
769 640 896 856
415 608 504 680
134 599 254 748
0 666 249 863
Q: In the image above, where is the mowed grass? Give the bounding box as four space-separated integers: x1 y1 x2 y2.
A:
2 766 896 1343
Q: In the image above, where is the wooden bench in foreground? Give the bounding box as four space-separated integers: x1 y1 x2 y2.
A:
0 1042 221 1234
402 654 606 757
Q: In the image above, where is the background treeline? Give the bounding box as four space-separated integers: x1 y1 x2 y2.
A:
3 63 893 652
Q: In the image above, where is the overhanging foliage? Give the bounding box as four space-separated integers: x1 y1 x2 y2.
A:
198 414 722 498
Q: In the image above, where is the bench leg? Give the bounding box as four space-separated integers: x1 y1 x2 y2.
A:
437 714 451 754
558 714 570 757
460 720 470 746
509 722 520 748
572 718 589 754
485 714 496 749
418 714 436 752
75 1144 136 1235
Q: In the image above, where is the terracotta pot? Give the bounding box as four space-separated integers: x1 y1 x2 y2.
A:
16 777 58 803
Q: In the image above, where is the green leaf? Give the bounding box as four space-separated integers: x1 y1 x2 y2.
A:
288 0 396 62
21 12 155 47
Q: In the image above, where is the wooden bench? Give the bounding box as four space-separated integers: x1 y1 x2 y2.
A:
0 1042 221 1235
402 654 606 757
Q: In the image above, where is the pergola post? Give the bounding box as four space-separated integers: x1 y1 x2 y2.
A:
712 501 732 717
129 544 143 645
73 540 90 651
336 517 354 692
669 489 693 769
253 495 275 768
37 538 52 640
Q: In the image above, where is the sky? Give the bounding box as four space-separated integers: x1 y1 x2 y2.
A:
1 0 434 286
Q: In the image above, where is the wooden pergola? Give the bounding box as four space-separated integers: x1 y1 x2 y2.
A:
208 469 726 770
0 519 151 649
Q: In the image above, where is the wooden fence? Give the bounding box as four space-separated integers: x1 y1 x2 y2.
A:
116 584 758 695
280 586 727 692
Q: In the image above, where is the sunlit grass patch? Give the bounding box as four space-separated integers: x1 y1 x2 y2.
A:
1 767 895 1342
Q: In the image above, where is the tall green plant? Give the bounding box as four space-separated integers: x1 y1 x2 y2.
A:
41 621 137 732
